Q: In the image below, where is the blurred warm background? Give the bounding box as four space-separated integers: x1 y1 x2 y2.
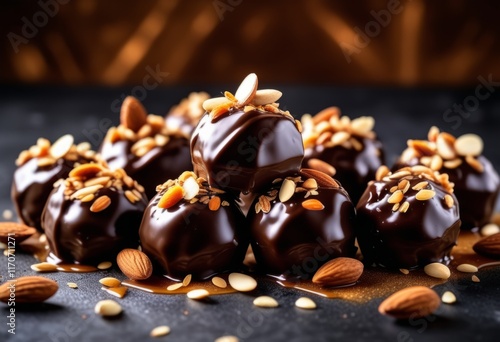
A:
1 0 500 86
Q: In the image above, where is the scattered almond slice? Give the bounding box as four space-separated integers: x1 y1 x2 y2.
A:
94 299 122 317
99 277 121 288
187 289 210 300
167 283 184 291
253 296 279 308
31 262 58 272
104 286 128 298
295 297 317 310
424 263 450 279
67 282 78 289
211 277 227 288
454 133 483 157
234 73 258 106
472 275 480 283
49 134 74 159
252 89 282 105
441 291 456 304
215 336 239 342
228 273 257 292
182 274 192 287
150 325 171 338
456 264 478 273
97 261 112 270
203 97 232 111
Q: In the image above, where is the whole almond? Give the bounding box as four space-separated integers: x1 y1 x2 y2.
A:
473 233 500 258
116 249 153 280
0 276 58 303
120 96 148 132
300 168 339 188
378 286 440 319
0 222 37 244
312 257 364 287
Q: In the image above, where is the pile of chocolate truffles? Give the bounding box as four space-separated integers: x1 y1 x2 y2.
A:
11 73 499 281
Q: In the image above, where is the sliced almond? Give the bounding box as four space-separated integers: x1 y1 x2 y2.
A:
399 201 410 213
312 106 340 124
302 178 318 190
300 168 339 188
399 269 410 275
424 263 450 279
258 195 271 213
202 97 232 111
375 165 390 181
187 289 210 300
412 181 429 191
444 194 454 208
158 185 184 209
302 199 324 211
253 296 279 308
454 133 483 157
350 116 374 135
472 275 480 283
295 297 317 310
94 299 122 317
97 261 112 270
71 184 103 200
150 325 171 338
69 163 104 178
167 283 183 291
441 291 456 304
387 190 403 204
279 179 296 202
252 89 282 105
331 131 350 146
234 73 258 106
443 158 462 169
427 126 440 142
466 155 484 173
215 336 239 342
99 277 122 288
436 133 456 159
50 134 74 159
211 277 227 288
456 264 478 273
481 223 500 237
67 282 78 289
182 274 192 287
90 195 111 213
416 189 436 201
104 286 128 298
228 273 257 292
182 177 200 200
31 262 58 272
430 155 443 171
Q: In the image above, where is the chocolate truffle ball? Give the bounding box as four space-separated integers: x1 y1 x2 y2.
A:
301 107 385 204
165 92 209 137
139 172 249 280
356 165 461 269
190 73 304 194
395 127 499 230
11 135 99 231
42 163 147 264
248 169 357 279
100 96 192 198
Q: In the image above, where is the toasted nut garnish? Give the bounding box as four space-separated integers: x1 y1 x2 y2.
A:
300 168 339 188
454 133 483 157
312 257 364 287
69 163 104 178
443 158 462 169
375 165 390 181
430 155 443 171
302 178 318 190
441 291 456 304
167 283 183 291
253 296 279 308
378 286 440 319
398 179 410 193
158 185 184 209
215 336 239 342
234 73 258 106
295 297 317 310
465 155 484 173
456 264 478 273
312 106 340 124
307 158 336 176
187 289 210 300
97 261 112 270
211 277 227 288
424 263 450 279
71 184 103 200
90 195 111 213
208 196 221 211
67 282 78 289
399 269 410 275
182 177 200 200
50 134 74 159
95 299 122 317
398 201 410 213
472 275 480 282
120 96 148 132
351 116 375 136
116 249 153 280
37 157 56 167
182 274 192 287
99 277 122 288
203 97 231 111
411 181 429 191
228 273 257 292
444 194 454 208
387 190 403 204
415 189 436 201
331 131 350 146
252 89 282 106
302 199 324 210
150 325 171 338
279 179 296 202
258 195 271 213
31 262 58 272
0 222 37 244
104 286 128 298
428 126 439 142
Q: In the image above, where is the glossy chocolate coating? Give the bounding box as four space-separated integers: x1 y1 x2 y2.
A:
394 156 499 230
356 178 461 269
139 191 249 281
303 137 384 204
100 137 192 199
191 109 304 194
249 187 356 279
42 184 147 264
11 157 89 231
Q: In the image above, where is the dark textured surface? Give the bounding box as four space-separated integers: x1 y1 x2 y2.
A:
0 85 500 342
